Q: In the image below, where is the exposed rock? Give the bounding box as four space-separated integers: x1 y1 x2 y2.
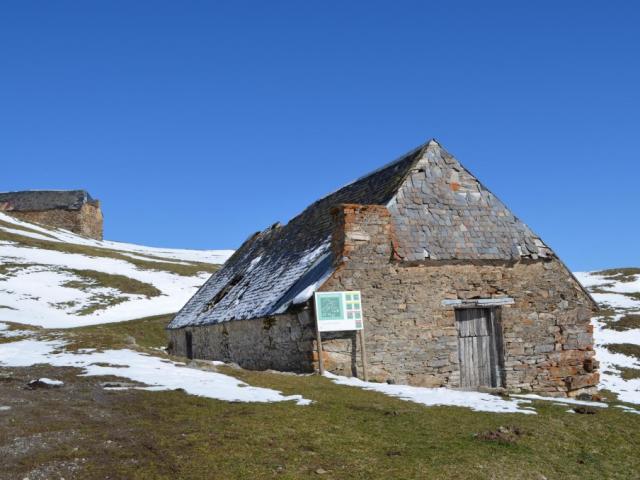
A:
99 381 136 389
573 406 597 415
27 378 64 389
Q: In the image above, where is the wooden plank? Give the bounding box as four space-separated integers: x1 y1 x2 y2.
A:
457 308 490 337
358 329 369 382
315 324 325 376
477 336 492 387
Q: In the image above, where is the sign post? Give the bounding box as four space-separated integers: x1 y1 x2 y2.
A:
358 329 369 382
313 291 368 381
314 317 325 376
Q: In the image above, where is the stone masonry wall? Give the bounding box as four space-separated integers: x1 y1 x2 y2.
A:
169 203 598 397
7 202 103 240
168 310 317 372
317 204 598 395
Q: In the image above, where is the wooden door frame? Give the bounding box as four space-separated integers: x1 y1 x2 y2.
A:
487 307 506 388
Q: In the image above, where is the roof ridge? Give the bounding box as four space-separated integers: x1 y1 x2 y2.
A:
345 138 435 185
278 138 431 229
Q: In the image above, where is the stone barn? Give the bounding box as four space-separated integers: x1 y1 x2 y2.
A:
0 190 103 240
168 140 598 396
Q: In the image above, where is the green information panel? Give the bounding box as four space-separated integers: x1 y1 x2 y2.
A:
314 291 363 332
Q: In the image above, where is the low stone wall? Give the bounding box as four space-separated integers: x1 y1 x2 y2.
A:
8 202 103 239
168 310 317 372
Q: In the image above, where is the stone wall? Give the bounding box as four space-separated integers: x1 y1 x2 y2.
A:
169 203 598 397
7 202 103 240
318 204 597 395
168 310 317 372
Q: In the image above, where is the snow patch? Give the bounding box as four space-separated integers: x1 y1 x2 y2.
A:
0 338 310 405
325 373 536 414
615 405 640 415
576 270 640 404
32 377 64 386
511 393 608 408
0 243 215 328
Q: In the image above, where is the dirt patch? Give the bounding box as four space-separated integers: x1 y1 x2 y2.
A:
474 425 524 444
573 406 598 415
0 363 174 480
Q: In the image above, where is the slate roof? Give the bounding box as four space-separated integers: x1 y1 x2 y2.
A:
168 145 424 329
0 190 97 212
168 140 556 329
388 142 552 261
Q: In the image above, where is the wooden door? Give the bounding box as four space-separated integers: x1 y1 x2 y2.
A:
456 308 502 389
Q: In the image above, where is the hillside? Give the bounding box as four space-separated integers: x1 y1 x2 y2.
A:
0 211 233 328
0 214 639 477
575 268 640 404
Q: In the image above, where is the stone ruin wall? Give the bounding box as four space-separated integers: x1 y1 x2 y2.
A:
6 202 103 240
169 203 598 396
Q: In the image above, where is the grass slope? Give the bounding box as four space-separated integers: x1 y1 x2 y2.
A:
0 212 229 326
2 316 639 479
0 227 220 277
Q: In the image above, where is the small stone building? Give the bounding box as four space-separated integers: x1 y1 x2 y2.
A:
0 190 103 240
168 140 598 396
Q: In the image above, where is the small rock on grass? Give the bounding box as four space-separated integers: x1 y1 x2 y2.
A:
100 381 135 389
573 406 597 415
27 378 64 389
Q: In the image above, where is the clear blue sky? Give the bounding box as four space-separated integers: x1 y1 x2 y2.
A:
1 1 638 271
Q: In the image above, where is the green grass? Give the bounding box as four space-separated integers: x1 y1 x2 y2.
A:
61 268 163 314
64 313 173 350
617 366 640 381
0 217 58 238
1 264 164 315
81 379 640 479
3 315 640 478
0 262 38 277
0 228 221 277
595 267 640 282
604 314 640 331
620 292 640 301
606 343 640 361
